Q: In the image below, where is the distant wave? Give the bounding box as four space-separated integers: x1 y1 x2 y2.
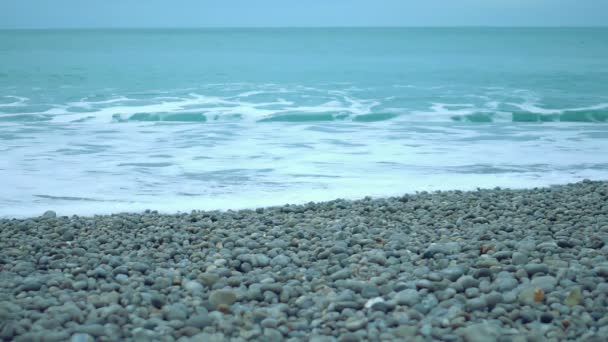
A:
1 86 607 124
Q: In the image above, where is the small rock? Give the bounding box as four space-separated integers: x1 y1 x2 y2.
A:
441 265 466 282
496 277 518 292
115 274 128 284
42 210 57 219
425 242 461 256
564 288 582 307
465 297 487 312
261 318 279 329
183 280 204 293
345 318 367 331
524 264 549 276
519 311 536 323
163 303 188 321
395 289 421 306
460 322 500 342
364 297 385 309
199 273 219 286
456 276 479 290
511 252 528 265
70 333 94 342
518 287 543 305
20 279 42 292
209 289 237 307
531 276 557 292
187 312 212 329
263 328 283 342
270 255 291 267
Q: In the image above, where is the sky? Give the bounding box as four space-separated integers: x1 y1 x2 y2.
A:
1 0 607 29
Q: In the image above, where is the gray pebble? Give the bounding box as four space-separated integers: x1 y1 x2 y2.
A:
395 289 421 306
524 263 549 276
511 252 528 265
209 289 238 307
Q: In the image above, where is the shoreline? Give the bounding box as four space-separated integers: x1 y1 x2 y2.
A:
2 179 606 220
1 180 607 341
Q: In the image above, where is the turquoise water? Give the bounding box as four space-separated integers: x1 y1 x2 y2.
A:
1 28 608 216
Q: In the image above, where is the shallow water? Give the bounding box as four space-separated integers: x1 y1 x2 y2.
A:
1 28 608 217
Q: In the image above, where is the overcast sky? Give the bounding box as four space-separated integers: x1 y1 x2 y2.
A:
1 0 607 29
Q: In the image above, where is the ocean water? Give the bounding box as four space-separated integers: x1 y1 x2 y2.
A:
1 28 607 217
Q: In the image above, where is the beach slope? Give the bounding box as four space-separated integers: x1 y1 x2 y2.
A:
1 180 607 341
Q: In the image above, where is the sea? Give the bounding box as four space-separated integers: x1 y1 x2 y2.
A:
1 28 607 217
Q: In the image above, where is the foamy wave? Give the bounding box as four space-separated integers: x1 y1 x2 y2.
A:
2 85 608 124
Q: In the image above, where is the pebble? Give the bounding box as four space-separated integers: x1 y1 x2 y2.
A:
209 289 238 307
524 264 550 276
42 210 57 219
199 273 220 287
441 266 466 282
511 252 528 265
183 280 204 293
496 276 518 292
456 276 479 290
270 254 291 267
530 276 557 292
345 318 367 331
19 279 43 292
395 289 421 306
460 322 500 342
425 242 461 256
163 303 188 321
70 333 94 342
0 180 606 341
465 297 487 311
186 312 213 329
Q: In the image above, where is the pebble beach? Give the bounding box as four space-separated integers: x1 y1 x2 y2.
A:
1 180 608 342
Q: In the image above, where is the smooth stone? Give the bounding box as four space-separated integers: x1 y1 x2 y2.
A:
456 276 479 290
70 333 94 342
485 292 503 308
42 210 57 219
115 274 129 284
75 324 106 337
186 313 212 329
441 266 466 282
524 264 549 276
209 289 238 307
270 255 291 267
20 279 43 292
263 328 283 342
564 288 582 307
511 252 528 265
361 285 380 298
163 303 188 321
345 318 367 331
183 280 204 293
425 242 461 256
518 287 542 306
465 297 487 312
531 276 557 292
460 322 500 342
519 311 536 323
199 273 220 286
395 289 421 306
261 318 279 329
496 277 518 292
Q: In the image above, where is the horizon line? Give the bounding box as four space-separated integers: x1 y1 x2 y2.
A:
1 25 607 30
